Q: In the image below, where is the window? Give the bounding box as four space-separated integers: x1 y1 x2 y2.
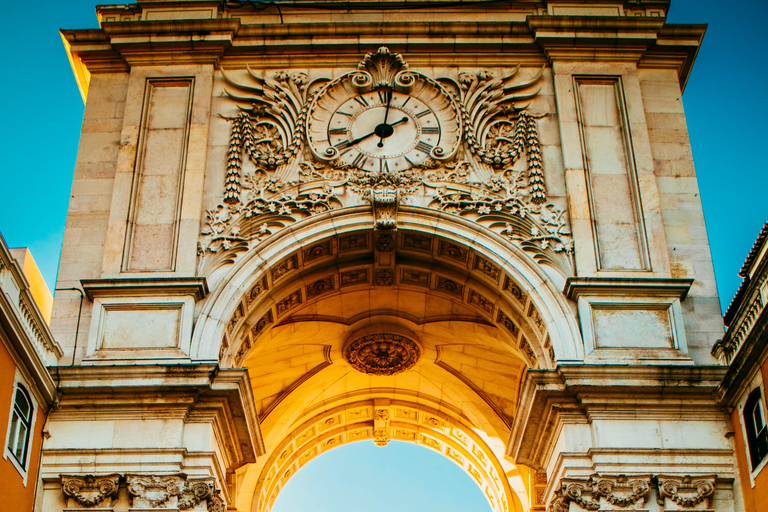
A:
6 384 32 469
744 388 768 471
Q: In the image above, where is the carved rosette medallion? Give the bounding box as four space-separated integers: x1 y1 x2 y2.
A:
344 333 421 376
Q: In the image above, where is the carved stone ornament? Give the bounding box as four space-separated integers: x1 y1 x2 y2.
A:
344 333 421 375
550 474 652 512
199 47 574 279
61 474 120 508
127 474 185 508
657 474 716 509
178 478 215 510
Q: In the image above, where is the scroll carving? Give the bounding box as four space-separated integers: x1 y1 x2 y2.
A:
127 475 185 508
61 474 120 508
200 47 573 278
550 474 652 511
657 474 715 509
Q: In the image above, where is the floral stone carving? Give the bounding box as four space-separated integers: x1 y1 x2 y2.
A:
61 474 120 508
344 333 421 376
199 47 574 279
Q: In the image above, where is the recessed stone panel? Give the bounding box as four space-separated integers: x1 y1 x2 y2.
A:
592 306 674 349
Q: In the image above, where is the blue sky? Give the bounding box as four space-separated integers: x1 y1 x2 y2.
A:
0 1 765 510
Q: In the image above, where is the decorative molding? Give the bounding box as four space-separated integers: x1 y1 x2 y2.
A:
61 474 120 508
81 277 209 302
657 474 716 509
374 269 395 287
306 276 335 299
563 277 694 301
344 333 421 376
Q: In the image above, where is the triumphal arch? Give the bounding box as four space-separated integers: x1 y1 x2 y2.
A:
42 1 734 511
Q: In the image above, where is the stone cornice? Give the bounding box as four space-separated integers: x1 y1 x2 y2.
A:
715 308 768 405
507 365 727 469
563 277 694 300
526 15 666 62
54 364 265 466
62 11 704 99
81 277 209 301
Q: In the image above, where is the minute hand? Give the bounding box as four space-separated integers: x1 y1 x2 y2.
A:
347 117 409 146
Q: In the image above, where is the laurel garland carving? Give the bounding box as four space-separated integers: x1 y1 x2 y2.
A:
200 47 573 278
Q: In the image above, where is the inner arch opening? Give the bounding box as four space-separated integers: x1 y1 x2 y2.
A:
272 441 493 512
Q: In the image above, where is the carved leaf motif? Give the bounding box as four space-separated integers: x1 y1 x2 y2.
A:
203 49 574 280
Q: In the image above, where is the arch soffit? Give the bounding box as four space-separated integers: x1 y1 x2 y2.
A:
245 398 523 512
191 208 583 364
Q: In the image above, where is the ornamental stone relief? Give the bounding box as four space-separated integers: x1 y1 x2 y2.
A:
61 474 120 508
549 474 717 512
343 333 422 376
198 47 573 278
60 474 223 510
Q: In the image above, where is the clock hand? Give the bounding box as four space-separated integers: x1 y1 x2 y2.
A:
346 117 409 147
378 90 393 147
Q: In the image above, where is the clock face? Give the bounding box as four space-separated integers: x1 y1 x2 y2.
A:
307 80 460 172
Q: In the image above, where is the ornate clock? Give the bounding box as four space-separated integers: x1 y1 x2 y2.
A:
306 48 461 172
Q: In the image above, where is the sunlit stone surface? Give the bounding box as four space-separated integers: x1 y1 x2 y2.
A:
37 2 737 512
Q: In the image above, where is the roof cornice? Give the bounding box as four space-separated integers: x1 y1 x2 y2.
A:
62 12 704 100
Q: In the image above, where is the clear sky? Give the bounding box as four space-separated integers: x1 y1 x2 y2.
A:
0 1 766 510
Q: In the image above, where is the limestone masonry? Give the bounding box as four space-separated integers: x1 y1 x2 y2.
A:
23 0 746 511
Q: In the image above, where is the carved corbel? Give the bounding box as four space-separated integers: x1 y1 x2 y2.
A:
126 474 185 509
61 474 120 508
657 474 716 509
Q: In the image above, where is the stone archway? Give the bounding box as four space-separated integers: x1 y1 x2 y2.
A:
252 398 520 512
190 208 583 511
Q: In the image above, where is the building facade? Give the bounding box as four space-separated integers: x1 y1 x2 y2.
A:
40 1 737 511
713 220 768 512
0 237 61 511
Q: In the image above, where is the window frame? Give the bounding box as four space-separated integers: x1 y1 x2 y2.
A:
738 372 768 486
3 375 38 486
744 387 768 471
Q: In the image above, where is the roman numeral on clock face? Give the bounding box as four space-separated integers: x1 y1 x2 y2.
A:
351 152 368 169
377 90 391 104
379 159 390 173
414 109 431 118
354 96 369 107
421 126 439 134
334 139 353 153
329 127 347 135
415 141 434 154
